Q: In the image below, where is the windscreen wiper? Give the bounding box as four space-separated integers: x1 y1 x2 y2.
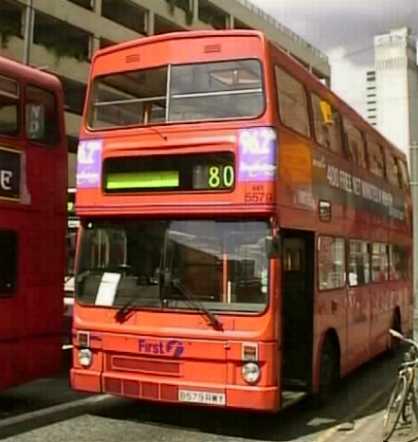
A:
170 278 223 331
114 293 137 323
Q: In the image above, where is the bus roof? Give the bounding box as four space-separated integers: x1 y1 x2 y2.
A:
0 55 62 91
93 29 266 61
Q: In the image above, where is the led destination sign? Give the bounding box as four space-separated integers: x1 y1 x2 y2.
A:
0 148 20 200
104 153 234 193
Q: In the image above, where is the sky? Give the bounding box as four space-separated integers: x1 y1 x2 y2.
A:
247 0 418 115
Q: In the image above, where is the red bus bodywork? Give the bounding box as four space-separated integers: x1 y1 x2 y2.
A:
0 56 67 390
71 31 412 412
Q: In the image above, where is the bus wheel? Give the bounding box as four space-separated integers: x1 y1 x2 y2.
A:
316 338 339 406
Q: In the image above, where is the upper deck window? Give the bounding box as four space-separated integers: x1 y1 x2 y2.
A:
343 118 367 168
0 75 19 136
88 59 264 129
311 94 343 154
275 67 310 137
367 137 385 178
26 86 59 145
385 150 401 188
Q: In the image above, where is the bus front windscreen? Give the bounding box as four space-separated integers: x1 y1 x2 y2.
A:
76 219 269 313
88 59 264 128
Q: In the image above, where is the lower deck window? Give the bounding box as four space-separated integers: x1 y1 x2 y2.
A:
318 236 345 290
0 230 18 294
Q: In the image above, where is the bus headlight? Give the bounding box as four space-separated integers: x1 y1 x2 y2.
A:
242 362 261 384
78 348 93 367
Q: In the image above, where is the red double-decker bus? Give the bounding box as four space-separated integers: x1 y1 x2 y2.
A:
71 31 412 411
0 56 67 390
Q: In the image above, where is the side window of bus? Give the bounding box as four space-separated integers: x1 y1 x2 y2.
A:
389 245 408 280
26 85 58 145
343 118 367 168
275 66 310 137
0 230 18 295
371 243 389 282
385 150 401 188
311 93 343 154
318 236 345 290
0 75 19 136
348 240 370 286
367 138 385 178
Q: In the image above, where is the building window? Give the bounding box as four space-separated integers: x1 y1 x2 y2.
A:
0 230 18 295
318 236 345 290
154 15 185 35
34 11 92 62
99 38 117 49
60 77 87 115
67 135 79 154
68 0 94 10
276 66 310 137
199 0 227 29
102 0 146 34
0 0 22 46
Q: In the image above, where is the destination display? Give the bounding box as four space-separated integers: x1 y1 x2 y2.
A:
0 147 20 200
104 152 235 193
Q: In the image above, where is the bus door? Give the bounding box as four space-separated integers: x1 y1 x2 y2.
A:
281 230 314 392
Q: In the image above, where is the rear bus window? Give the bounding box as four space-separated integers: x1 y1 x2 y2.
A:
318 236 345 290
26 85 59 145
0 75 19 136
275 66 310 137
0 230 18 295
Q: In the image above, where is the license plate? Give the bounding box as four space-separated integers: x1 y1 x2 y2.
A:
178 389 226 405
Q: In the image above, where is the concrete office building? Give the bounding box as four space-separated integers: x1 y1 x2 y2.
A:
365 27 418 158
0 0 329 187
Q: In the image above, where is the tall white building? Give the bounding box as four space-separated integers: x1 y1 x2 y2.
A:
366 27 418 158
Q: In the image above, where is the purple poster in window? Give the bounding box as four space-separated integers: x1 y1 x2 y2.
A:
76 139 103 189
238 127 277 182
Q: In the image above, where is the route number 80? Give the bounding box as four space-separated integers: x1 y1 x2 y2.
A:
208 165 234 189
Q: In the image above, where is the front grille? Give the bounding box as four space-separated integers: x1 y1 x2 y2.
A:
103 377 179 402
110 355 181 376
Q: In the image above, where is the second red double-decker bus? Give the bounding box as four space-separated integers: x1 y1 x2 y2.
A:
0 56 67 390
71 31 412 411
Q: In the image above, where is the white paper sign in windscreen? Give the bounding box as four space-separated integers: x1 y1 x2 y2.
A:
95 272 121 306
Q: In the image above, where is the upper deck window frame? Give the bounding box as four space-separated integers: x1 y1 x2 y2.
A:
0 74 20 138
275 66 310 138
87 58 266 130
310 93 343 154
25 84 60 147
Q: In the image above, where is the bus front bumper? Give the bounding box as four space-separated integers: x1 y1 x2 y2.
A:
70 368 279 412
